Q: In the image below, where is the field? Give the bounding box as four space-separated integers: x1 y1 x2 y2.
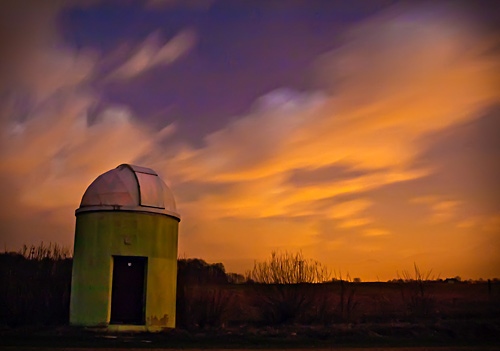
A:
0 252 499 349
177 280 500 326
2 280 499 349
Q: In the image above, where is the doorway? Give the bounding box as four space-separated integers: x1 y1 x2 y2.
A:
110 256 147 325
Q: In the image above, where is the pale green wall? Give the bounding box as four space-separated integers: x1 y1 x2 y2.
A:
70 211 179 329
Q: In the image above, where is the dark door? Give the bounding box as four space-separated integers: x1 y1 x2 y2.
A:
110 256 147 325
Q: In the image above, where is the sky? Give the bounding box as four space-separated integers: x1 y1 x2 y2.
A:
0 0 499 281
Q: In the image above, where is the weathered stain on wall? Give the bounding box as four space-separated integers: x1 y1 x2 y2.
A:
147 314 169 326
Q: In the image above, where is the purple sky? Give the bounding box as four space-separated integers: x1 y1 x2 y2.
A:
60 0 398 143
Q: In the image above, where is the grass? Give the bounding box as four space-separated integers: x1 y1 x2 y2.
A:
1 246 499 350
398 264 437 318
1 319 499 349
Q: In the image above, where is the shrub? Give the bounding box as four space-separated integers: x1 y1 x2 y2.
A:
247 251 331 284
177 258 228 285
0 243 72 326
177 285 235 329
176 259 234 329
251 283 315 324
398 263 436 318
337 275 358 322
306 273 359 325
246 251 331 325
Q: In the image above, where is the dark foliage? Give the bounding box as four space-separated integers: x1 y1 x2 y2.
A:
1 248 499 330
176 258 235 329
177 285 235 329
0 252 72 326
398 264 437 318
303 281 358 325
246 251 334 325
177 258 228 285
249 283 316 324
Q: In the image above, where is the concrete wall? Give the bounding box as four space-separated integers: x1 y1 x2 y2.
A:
70 211 179 329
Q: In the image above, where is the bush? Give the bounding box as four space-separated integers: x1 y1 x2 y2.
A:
246 251 331 325
305 276 359 325
250 283 316 324
177 258 228 285
398 263 436 318
177 285 235 329
247 251 330 284
0 243 72 326
176 259 234 329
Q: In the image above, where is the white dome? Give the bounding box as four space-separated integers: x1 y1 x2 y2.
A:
76 164 180 220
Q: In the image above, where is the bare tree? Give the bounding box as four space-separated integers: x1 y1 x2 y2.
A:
398 263 436 318
247 251 331 284
246 251 331 324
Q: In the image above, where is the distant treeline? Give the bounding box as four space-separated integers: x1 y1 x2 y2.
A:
1 245 499 328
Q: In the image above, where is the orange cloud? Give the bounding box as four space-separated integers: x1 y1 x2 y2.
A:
1 1 498 281
154 3 499 278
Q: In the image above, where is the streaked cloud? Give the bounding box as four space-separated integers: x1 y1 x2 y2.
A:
161 2 496 213
0 2 178 249
151 2 498 278
0 1 498 280
410 196 462 223
363 228 390 237
337 217 372 229
107 29 197 80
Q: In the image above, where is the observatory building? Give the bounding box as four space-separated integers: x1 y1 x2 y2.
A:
70 164 180 330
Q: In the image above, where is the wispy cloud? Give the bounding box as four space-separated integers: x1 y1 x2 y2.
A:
0 2 178 249
0 1 498 280
107 29 197 80
159 2 497 221
145 2 499 277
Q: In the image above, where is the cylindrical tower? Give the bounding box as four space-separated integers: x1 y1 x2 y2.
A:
69 164 180 331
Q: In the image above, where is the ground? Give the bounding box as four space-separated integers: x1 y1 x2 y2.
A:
0 323 499 350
